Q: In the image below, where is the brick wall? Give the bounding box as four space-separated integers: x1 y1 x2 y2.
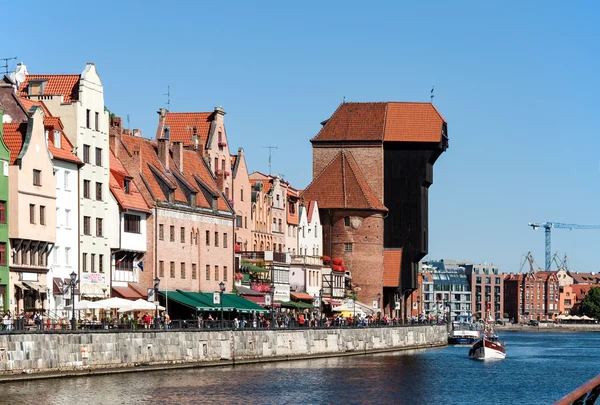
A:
312 144 384 202
321 209 384 308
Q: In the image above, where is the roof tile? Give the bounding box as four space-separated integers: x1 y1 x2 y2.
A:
18 74 80 103
109 148 150 213
156 112 213 148
312 102 446 143
2 122 26 164
383 249 403 287
301 150 387 211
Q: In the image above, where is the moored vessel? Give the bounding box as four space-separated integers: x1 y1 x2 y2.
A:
448 313 480 345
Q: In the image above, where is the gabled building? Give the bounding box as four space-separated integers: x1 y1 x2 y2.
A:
230 148 252 251
112 117 235 294
3 106 56 313
108 120 151 299
0 109 9 311
289 201 323 297
17 62 111 301
504 271 559 323
305 102 448 318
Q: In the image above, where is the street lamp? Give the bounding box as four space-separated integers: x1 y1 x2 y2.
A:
377 292 382 325
69 271 77 330
153 277 160 329
219 281 225 329
269 283 275 329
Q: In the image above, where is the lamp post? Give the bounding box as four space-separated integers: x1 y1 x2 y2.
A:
219 281 225 329
153 277 160 329
377 292 382 326
318 288 323 327
269 283 275 329
69 271 77 330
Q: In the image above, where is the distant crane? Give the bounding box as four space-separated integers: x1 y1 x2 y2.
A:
528 222 600 270
519 251 542 273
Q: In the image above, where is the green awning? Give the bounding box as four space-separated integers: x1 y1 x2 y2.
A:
241 262 270 273
160 290 267 314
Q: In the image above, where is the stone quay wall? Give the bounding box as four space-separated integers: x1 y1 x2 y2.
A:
0 325 446 379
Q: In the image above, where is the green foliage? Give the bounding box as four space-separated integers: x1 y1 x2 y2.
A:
581 287 600 319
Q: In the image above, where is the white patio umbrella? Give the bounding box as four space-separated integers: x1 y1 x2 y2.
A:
95 297 136 310
63 299 105 310
118 299 165 312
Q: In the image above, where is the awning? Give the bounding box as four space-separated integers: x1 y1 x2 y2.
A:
112 285 144 299
23 281 44 291
291 292 314 301
241 295 266 306
53 277 64 295
323 298 342 307
14 282 29 290
80 283 106 298
278 301 314 309
240 262 270 273
159 290 268 314
129 283 147 297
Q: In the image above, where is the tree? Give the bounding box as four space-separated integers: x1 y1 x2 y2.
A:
581 287 600 319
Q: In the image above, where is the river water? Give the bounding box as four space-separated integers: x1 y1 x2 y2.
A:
2 331 599 404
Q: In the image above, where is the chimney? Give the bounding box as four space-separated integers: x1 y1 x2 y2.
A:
123 129 132 136
158 108 167 118
238 147 244 156
133 128 142 137
109 116 122 155
214 106 226 122
157 127 170 170
173 141 184 172
192 126 199 151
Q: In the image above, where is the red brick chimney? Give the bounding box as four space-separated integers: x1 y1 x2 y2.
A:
172 141 184 172
157 127 170 170
109 116 122 155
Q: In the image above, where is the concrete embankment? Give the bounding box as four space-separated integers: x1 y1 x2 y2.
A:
495 324 600 333
0 325 447 381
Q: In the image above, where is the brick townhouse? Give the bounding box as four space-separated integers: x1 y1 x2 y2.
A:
110 118 235 294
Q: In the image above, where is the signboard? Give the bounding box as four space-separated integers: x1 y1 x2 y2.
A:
63 285 72 299
213 292 221 305
313 296 321 307
412 302 418 310
372 300 378 309
147 288 156 303
265 294 272 306
82 273 106 283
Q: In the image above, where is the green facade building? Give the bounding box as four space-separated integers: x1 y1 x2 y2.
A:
0 109 9 311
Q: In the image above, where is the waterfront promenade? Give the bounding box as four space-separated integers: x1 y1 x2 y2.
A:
0 324 447 381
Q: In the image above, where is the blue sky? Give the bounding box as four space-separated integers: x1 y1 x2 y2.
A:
3 1 600 272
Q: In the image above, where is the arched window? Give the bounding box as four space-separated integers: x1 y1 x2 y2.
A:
260 241 264 251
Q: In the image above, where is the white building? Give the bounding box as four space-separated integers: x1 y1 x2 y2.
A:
48 125 82 314
290 201 323 297
18 63 111 300
108 147 150 299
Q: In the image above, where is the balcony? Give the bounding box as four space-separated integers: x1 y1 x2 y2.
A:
239 251 265 260
291 255 323 266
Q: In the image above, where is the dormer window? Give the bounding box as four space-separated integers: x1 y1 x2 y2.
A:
124 179 131 194
28 80 46 96
54 131 61 148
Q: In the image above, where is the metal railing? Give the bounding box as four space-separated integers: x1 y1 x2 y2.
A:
554 374 600 405
0 318 446 333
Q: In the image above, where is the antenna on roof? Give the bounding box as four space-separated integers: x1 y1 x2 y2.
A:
430 86 435 103
126 114 130 133
263 146 278 175
164 85 171 110
0 57 17 76
343 96 345 103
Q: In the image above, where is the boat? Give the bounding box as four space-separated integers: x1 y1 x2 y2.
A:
448 313 480 345
469 327 506 361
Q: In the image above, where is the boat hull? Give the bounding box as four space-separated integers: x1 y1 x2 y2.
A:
469 338 506 361
449 336 478 345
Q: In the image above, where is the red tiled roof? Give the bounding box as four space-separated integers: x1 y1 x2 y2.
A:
570 272 600 285
118 135 229 212
109 148 151 213
18 74 81 103
307 200 316 224
383 249 403 287
47 128 81 165
156 112 213 147
312 102 446 143
18 97 52 116
383 249 402 287
2 122 26 164
301 150 387 211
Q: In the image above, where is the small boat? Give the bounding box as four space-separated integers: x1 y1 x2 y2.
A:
469 327 506 361
448 313 480 345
